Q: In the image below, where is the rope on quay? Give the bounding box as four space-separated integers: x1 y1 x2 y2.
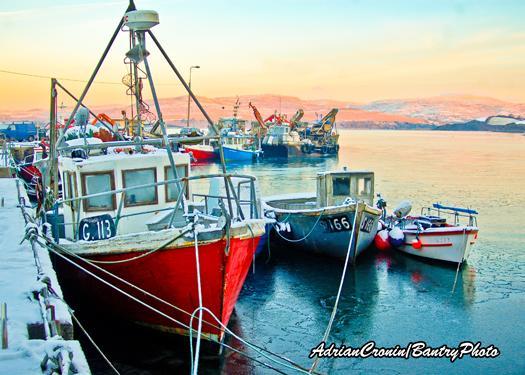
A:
309 205 360 374
271 210 325 243
15 179 82 374
33 233 314 374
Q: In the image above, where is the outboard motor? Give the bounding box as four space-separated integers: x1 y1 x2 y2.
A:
393 200 412 218
376 194 387 220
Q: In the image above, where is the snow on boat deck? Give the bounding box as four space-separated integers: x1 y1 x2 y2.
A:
0 178 90 374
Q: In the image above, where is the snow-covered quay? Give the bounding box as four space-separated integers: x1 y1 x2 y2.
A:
0 178 90 374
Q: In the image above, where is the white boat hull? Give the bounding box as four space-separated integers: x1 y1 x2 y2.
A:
398 226 479 263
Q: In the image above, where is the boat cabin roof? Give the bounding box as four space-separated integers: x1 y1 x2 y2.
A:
317 169 375 207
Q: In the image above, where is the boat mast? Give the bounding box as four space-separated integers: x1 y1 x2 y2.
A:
49 78 58 199
130 32 143 137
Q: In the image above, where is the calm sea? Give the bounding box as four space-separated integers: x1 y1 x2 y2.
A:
82 130 525 374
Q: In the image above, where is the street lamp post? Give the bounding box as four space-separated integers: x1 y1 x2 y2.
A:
186 65 200 127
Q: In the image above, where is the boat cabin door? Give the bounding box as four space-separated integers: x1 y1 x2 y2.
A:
317 170 374 207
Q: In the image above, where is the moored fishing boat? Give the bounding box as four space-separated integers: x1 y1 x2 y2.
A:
263 169 382 262
392 203 479 264
49 143 265 342
222 145 262 161
183 144 217 161
221 132 262 161
8 141 48 203
38 2 267 345
249 103 340 157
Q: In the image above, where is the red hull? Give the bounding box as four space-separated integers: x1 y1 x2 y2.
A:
184 146 217 161
52 236 260 341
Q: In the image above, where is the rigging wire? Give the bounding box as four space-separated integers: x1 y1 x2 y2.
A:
38 238 311 374
0 68 178 86
32 229 312 373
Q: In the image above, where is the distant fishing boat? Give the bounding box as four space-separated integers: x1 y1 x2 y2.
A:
215 105 263 161
222 145 262 161
393 203 479 264
8 142 47 203
220 133 262 161
183 144 217 161
263 169 382 262
249 103 340 157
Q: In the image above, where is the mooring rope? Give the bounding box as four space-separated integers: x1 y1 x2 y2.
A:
68 308 121 375
40 238 314 374
191 227 204 375
271 210 325 243
32 230 309 373
309 205 360 373
189 306 316 374
452 228 467 293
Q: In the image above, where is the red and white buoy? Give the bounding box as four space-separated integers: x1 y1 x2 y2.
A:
374 229 391 251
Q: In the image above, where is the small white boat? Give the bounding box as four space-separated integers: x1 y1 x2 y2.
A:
395 203 479 264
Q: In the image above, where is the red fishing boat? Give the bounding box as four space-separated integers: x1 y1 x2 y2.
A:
183 144 217 161
44 2 266 344
50 141 265 342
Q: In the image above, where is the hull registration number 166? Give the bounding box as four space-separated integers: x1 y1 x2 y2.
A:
324 215 352 232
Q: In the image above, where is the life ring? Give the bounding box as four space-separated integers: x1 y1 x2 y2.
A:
321 145 329 154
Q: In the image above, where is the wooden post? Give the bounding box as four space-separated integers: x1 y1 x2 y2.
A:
49 78 59 199
1 302 7 349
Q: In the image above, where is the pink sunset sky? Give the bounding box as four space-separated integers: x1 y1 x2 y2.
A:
0 0 524 112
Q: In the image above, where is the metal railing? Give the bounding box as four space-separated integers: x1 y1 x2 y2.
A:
420 206 478 227
50 173 259 243
56 134 220 154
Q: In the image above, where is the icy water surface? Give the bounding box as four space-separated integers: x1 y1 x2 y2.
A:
80 130 525 374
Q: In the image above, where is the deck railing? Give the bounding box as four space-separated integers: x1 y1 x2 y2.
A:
49 173 259 243
421 206 478 227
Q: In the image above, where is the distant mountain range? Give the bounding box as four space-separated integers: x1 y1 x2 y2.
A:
351 95 525 125
1 94 524 132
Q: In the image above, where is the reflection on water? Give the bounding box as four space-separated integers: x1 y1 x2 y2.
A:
82 131 525 374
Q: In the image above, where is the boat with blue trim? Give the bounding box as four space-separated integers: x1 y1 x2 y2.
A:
392 203 479 264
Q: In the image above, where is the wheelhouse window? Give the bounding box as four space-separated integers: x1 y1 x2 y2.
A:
63 172 74 206
357 177 372 195
165 165 189 202
81 172 116 211
122 168 158 207
333 176 350 196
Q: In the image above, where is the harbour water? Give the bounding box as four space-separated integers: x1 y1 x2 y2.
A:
77 130 525 374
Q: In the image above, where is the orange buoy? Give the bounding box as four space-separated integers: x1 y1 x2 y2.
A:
411 238 423 250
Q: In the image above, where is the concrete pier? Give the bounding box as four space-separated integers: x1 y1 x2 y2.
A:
0 178 91 374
